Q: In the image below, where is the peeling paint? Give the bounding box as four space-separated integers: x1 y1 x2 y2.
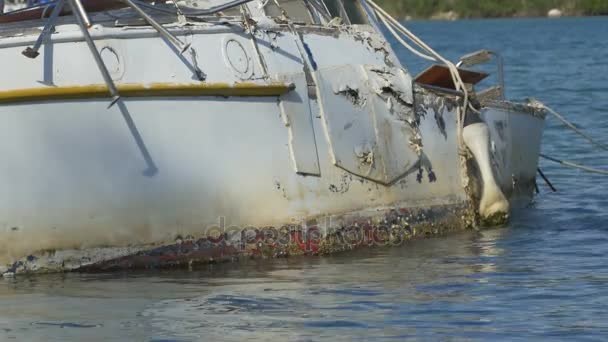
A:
409 134 423 156
435 112 448 140
268 31 281 50
355 143 374 166
329 173 353 194
274 180 289 199
379 86 414 121
370 68 418 130
0 7 545 276
336 85 365 106
415 87 459 122
349 28 395 67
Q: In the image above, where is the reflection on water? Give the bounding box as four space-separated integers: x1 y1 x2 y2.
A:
2 214 608 341
2 17 608 341
0 229 508 341
142 230 507 341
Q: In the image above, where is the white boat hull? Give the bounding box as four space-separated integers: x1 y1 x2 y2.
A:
0 8 545 274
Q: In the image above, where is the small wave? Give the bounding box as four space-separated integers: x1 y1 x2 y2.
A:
31 322 101 329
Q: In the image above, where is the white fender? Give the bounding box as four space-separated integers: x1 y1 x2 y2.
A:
463 122 510 220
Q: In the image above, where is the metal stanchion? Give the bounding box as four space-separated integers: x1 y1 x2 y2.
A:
121 0 206 80
22 0 65 59
67 0 120 107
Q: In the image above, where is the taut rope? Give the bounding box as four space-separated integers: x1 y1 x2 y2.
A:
529 100 608 176
541 154 608 176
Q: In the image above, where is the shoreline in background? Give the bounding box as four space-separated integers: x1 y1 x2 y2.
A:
3 2 607 20
375 0 608 21
402 13 607 22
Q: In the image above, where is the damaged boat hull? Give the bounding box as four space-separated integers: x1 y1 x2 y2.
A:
0 7 545 275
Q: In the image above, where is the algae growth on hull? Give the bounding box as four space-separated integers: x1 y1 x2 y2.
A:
1 203 477 275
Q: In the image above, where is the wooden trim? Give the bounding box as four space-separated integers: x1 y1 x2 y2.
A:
0 82 295 104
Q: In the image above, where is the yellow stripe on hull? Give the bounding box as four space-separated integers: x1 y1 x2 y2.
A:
0 82 295 104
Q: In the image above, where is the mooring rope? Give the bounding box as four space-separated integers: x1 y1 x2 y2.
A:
378 15 437 62
362 4 607 179
363 0 470 160
374 13 437 61
525 99 608 176
540 102 608 152
540 154 608 176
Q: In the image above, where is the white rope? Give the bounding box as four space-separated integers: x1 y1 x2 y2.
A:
526 100 608 176
360 2 608 180
377 14 437 62
542 103 608 152
364 0 469 151
541 154 608 176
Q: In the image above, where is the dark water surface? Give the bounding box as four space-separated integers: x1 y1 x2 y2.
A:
2 18 608 341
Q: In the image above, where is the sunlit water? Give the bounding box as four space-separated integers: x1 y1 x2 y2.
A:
2 17 608 342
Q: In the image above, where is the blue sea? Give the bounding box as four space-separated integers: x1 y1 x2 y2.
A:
1 17 608 341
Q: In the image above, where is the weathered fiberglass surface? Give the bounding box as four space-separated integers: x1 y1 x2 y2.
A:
1 0 500 274
1 17 607 341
